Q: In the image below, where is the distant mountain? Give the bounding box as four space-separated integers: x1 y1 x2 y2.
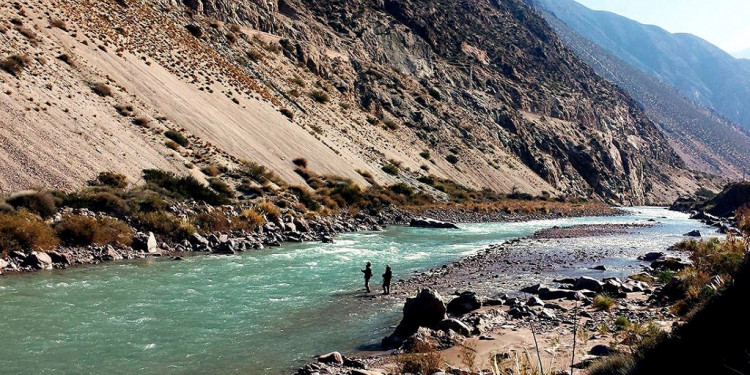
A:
733 48 750 60
534 0 750 132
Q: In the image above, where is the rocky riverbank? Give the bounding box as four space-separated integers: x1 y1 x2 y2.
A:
0 203 618 276
294 221 700 375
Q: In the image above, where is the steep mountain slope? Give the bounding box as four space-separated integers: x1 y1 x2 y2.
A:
0 0 702 204
535 0 750 131
535 3 750 179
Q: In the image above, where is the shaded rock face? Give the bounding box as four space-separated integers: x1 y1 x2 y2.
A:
167 0 690 204
446 291 481 316
382 288 446 348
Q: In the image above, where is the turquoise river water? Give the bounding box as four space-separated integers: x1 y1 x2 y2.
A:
0 207 713 374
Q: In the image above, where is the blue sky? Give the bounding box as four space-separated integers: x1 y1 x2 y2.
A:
574 0 750 53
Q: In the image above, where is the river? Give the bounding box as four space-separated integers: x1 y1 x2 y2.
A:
0 207 713 374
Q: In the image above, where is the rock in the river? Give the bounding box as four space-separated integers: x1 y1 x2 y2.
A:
23 251 53 270
317 351 344 365
527 296 545 307
133 232 158 253
382 289 446 348
651 257 691 271
213 240 236 254
538 288 584 300
638 252 665 261
409 217 459 229
573 277 603 293
447 291 481 316
684 230 702 237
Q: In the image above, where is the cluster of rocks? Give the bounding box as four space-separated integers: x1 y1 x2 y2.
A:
521 276 652 304
691 211 740 236
381 289 506 350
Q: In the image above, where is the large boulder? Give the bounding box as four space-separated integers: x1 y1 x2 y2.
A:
684 230 702 237
382 289 446 348
447 291 481 316
316 352 343 365
133 232 158 253
23 251 53 270
409 217 459 229
47 251 71 265
212 240 236 254
638 252 665 261
538 288 584 300
651 257 691 271
573 277 603 293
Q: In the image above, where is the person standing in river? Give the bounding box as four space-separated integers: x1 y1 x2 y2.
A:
382 265 392 295
361 262 372 293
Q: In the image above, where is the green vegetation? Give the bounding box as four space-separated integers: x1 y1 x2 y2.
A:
593 294 615 311
55 215 133 247
445 154 459 165
381 164 400 176
90 82 112 97
143 169 228 205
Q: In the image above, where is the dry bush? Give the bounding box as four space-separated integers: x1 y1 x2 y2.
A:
202 165 221 177
0 54 32 76
593 294 616 311
165 140 180 150
292 157 308 168
308 90 329 104
192 210 231 233
395 341 443 375
132 117 150 127
49 18 67 31
0 211 59 255
134 211 195 241
164 130 189 147
280 108 294 119
208 178 234 198
90 172 128 189
6 190 58 218
241 209 265 229
91 82 112 97
185 24 202 38
256 201 280 222
55 215 133 246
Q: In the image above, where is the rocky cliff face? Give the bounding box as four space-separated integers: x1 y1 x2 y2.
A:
0 0 704 203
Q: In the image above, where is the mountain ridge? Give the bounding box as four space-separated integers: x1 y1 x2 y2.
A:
0 0 707 204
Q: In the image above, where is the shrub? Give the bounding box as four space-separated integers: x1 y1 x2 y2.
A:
0 211 59 255
165 140 180 150
6 191 58 218
256 201 280 222
389 183 414 197
395 341 442 375
164 130 189 147
614 316 632 331
383 119 399 130
290 186 320 211
132 117 150 127
208 178 234 198
185 24 202 38
280 108 294 119
192 210 232 233
292 158 308 168
142 169 229 205
445 154 459 164
237 160 269 183
419 150 431 159
134 211 195 241
587 354 636 375
308 90 329 104
382 164 399 176
0 54 32 76
57 54 74 65
91 172 128 189
55 215 133 247
49 18 68 31
241 209 265 229
593 294 615 311
237 181 263 197
67 191 129 217
201 165 221 177
290 76 305 86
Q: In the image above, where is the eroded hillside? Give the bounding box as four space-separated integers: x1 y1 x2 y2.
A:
0 0 706 204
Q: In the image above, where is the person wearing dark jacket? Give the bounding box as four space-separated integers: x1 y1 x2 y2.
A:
382 265 392 295
361 262 372 293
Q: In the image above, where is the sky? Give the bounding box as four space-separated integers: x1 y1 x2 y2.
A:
574 0 750 54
